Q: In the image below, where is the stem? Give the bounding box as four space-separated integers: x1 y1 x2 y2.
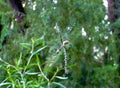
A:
20 73 26 88
38 63 49 82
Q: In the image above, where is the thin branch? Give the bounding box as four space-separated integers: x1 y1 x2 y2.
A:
55 23 69 74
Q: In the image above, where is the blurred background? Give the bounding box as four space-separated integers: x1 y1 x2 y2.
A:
0 0 120 88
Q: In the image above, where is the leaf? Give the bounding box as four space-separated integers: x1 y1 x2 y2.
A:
25 71 39 75
52 82 66 88
20 43 31 49
0 82 11 87
36 54 41 65
55 76 68 80
32 46 47 55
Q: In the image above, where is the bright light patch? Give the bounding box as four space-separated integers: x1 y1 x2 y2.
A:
110 31 113 35
107 22 110 24
94 56 98 59
95 26 99 32
53 0 58 4
22 2 26 7
10 21 14 29
103 0 108 8
88 37 92 40
81 27 87 36
33 2 37 11
67 26 72 32
102 20 105 24
93 46 99 53
104 36 108 39
97 51 104 57
105 46 108 52
104 15 108 20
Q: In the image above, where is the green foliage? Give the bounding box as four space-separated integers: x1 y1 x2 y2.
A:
0 0 11 49
0 0 120 88
91 65 118 88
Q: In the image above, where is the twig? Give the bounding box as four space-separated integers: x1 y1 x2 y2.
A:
55 23 69 74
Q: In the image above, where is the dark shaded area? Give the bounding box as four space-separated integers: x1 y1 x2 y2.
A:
9 0 29 34
108 0 116 23
0 24 7 51
0 0 28 50
9 0 25 12
9 0 25 23
108 1 120 87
